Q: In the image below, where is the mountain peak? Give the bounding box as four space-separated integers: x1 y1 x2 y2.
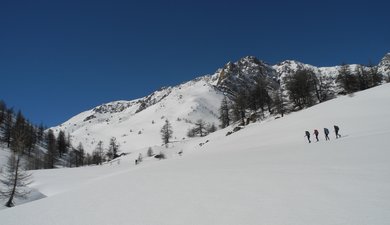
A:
378 52 390 67
380 52 390 62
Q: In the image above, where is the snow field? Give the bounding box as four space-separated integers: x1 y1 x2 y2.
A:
0 84 389 225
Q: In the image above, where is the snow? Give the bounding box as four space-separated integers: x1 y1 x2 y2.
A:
50 53 390 155
1 84 389 225
51 79 223 153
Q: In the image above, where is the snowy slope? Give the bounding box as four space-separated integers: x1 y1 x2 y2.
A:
1 83 389 225
52 78 223 152
51 53 389 154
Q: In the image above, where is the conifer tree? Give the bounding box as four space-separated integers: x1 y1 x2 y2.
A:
0 124 32 207
44 129 58 169
219 96 231 128
36 123 45 143
160 119 173 147
57 130 67 157
3 108 14 147
107 137 119 160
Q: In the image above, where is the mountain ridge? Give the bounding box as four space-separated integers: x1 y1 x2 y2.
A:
51 53 390 153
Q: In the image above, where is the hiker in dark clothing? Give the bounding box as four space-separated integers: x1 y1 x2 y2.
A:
305 131 311 143
334 125 341 138
313 129 319 142
324 128 330 141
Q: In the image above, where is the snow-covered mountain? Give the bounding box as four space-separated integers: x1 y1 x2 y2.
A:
51 53 390 153
2 82 390 225
52 78 224 153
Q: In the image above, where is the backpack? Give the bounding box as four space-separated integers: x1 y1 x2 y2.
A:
314 129 319 135
324 128 329 134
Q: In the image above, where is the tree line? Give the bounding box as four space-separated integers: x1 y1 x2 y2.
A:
0 101 47 170
218 63 387 128
0 101 124 170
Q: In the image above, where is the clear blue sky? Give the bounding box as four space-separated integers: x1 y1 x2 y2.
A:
1 0 389 127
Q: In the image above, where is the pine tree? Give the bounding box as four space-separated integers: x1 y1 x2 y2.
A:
160 119 173 147
36 123 45 143
57 130 67 157
44 129 58 169
3 108 14 147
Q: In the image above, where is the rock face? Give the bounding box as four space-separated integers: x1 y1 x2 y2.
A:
51 53 389 153
378 53 390 78
214 56 278 96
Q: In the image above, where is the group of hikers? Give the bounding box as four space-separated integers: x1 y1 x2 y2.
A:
305 125 341 143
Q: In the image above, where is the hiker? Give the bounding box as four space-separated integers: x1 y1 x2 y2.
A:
305 131 311 143
334 125 341 138
313 129 319 142
324 128 330 141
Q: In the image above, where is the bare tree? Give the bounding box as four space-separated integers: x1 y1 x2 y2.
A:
272 87 286 117
337 63 359 94
284 69 316 109
92 141 105 165
44 129 58 169
0 129 32 207
219 96 231 128
194 119 208 137
160 119 173 147
107 137 119 160
147 147 154 157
